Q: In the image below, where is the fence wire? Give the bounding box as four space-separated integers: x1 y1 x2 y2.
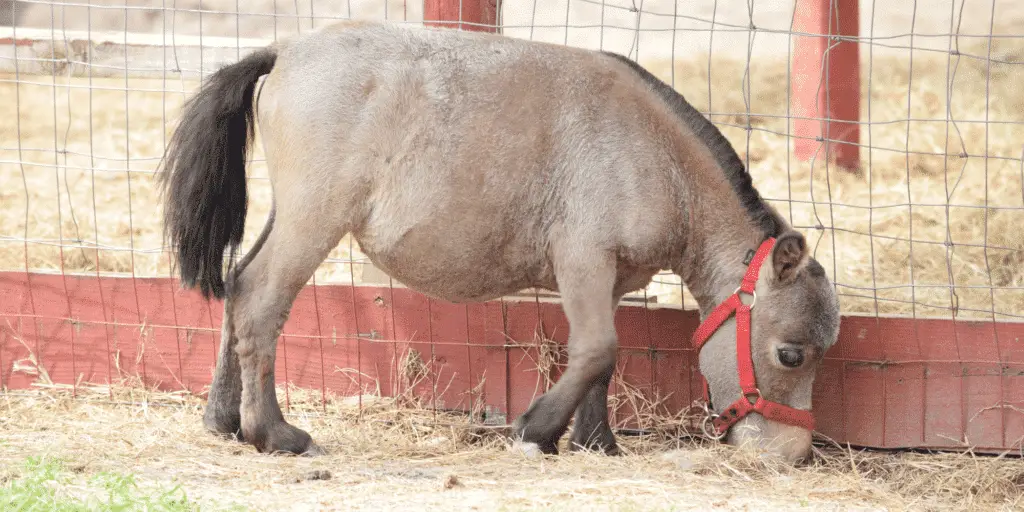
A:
1 0 1023 451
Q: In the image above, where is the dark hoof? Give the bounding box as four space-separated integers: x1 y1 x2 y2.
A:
511 440 558 458
510 416 560 457
568 428 620 456
247 421 322 456
203 406 243 441
302 443 328 457
568 439 621 456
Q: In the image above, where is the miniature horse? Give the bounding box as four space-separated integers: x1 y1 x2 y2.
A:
159 20 840 463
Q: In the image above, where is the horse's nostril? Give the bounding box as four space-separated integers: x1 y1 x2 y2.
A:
777 347 804 368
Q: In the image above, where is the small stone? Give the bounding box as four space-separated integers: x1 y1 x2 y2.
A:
442 473 461 490
300 469 332 482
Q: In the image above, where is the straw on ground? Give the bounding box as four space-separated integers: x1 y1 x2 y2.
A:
1 380 1022 512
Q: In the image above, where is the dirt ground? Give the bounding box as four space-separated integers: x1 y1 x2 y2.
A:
2 384 1023 511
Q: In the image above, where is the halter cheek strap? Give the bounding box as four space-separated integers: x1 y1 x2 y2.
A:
691 237 816 437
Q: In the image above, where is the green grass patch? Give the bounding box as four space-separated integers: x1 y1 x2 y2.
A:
0 456 203 511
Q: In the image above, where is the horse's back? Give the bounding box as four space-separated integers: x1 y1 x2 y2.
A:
260 20 622 132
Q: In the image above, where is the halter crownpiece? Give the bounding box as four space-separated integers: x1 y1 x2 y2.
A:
692 237 816 437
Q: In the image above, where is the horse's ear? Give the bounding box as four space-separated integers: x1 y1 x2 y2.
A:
771 230 809 283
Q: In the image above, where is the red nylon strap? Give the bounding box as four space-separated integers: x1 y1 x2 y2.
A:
692 237 817 437
740 238 775 293
756 399 816 431
691 238 776 351
711 396 816 434
735 304 757 395
691 295 742 351
711 395 756 433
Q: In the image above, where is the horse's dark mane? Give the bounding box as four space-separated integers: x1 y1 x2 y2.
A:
602 51 785 238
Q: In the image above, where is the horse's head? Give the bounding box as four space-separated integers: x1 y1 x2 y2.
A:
696 230 840 463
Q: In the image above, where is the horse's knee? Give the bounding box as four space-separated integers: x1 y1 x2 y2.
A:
568 333 617 381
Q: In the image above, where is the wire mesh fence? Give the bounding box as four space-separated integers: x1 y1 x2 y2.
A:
1 0 1023 451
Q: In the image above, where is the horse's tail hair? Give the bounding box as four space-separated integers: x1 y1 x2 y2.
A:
158 47 278 300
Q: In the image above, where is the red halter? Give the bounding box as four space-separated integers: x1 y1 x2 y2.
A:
691 237 816 437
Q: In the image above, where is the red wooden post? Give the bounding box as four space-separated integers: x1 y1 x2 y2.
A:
424 0 500 33
791 0 861 171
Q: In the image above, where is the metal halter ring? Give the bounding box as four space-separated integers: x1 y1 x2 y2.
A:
744 388 762 405
700 413 727 440
733 287 757 308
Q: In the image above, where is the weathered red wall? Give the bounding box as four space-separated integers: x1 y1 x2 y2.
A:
2 272 1022 453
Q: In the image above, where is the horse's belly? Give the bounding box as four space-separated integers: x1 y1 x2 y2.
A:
356 229 546 304
361 250 536 303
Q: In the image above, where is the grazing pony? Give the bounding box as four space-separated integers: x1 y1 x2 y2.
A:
159 20 840 463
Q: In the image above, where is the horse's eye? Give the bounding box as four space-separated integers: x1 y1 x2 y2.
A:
777 347 805 368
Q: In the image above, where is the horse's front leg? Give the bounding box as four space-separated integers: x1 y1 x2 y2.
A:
511 254 618 455
567 364 619 455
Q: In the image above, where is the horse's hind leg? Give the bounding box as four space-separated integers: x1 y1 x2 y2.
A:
204 209 277 440
202 305 244 439
511 253 618 455
229 203 346 455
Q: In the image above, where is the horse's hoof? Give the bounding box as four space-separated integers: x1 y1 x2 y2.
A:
302 443 328 457
568 441 622 456
510 440 558 458
511 441 545 459
203 408 243 441
247 421 320 456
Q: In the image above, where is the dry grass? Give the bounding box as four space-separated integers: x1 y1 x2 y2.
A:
1 380 1022 511
1 33 1022 320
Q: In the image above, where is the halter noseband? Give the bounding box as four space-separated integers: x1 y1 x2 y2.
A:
691 237 816 437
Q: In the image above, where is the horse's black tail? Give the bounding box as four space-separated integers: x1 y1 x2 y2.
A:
158 47 278 300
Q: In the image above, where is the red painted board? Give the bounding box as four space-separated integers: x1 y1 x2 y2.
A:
2 271 1023 454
